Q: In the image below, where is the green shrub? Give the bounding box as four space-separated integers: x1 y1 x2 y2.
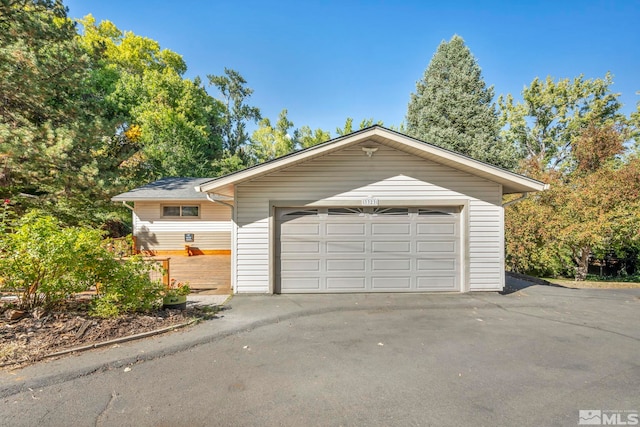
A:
0 210 165 316
0 211 110 309
90 255 165 318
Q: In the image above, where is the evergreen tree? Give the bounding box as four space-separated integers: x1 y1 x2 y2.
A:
406 35 516 169
0 0 110 224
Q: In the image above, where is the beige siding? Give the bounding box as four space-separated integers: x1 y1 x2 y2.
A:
235 143 503 293
134 201 231 250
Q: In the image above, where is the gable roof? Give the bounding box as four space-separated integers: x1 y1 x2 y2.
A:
196 126 547 195
112 177 214 202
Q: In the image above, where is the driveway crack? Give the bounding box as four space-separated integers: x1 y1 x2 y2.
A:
475 296 640 343
95 390 118 427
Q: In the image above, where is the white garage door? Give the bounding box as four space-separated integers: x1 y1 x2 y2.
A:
276 207 460 293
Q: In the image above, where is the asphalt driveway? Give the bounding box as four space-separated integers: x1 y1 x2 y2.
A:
1 283 639 426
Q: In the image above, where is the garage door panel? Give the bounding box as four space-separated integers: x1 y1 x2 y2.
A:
417 276 456 289
280 241 320 253
326 241 366 253
326 223 365 235
371 241 411 253
281 278 320 290
281 223 320 235
417 223 456 235
327 259 366 271
372 277 411 289
327 277 366 289
372 223 411 235
417 241 456 253
372 258 411 271
417 258 456 270
281 259 320 272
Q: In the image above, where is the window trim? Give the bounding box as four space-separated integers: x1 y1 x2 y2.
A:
161 204 201 219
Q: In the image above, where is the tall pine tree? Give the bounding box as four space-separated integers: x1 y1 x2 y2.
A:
0 0 110 224
406 35 516 169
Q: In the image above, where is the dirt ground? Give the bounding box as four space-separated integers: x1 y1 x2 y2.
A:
0 299 218 369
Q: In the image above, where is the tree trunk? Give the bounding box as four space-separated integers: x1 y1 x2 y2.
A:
574 247 591 281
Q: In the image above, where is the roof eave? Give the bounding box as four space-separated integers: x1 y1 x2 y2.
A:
196 126 547 196
110 196 208 202
197 128 379 193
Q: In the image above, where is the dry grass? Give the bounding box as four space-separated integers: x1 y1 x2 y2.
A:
544 278 640 289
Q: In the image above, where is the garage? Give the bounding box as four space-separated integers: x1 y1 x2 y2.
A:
276 207 460 292
195 126 547 294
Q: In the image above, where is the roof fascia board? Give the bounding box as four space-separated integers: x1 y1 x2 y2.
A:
383 130 547 192
110 196 207 202
197 126 546 194
197 128 378 193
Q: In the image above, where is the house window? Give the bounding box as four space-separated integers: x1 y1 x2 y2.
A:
162 205 199 218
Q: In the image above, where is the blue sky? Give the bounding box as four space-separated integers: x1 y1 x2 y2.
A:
66 0 639 136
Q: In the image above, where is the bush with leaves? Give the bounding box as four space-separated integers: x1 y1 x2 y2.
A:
0 210 164 315
90 255 165 318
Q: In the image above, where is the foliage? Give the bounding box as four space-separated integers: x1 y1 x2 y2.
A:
1 197 13 232
208 68 261 156
0 211 108 310
248 109 333 164
112 70 224 180
294 125 330 149
406 35 515 169
248 109 295 164
0 1 111 225
630 97 640 154
337 117 354 136
90 255 164 318
78 16 225 187
78 14 186 76
498 73 623 172
211 151 246 176
505 116 640 280
505 191 571 277
163 279 191 298
0 8 229 226
0 210 164 315
336 117 383 136
1 5 227 226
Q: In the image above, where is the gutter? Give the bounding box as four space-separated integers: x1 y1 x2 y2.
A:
121 201 134 211
205 193 234 208
502 182 550 208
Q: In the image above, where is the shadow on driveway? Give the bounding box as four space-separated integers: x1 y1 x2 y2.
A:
502 271 571 295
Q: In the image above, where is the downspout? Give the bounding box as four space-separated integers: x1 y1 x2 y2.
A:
502 192 528 208
120 201 136 253
205 193 236 294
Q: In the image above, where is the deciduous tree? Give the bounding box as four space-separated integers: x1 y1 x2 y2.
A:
294 125 330 149
78 16 225 188
505 121 639 279
499 73 623 172
208 68 261 156
336 117 383 136
248 109 295 164
502 73 638 280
